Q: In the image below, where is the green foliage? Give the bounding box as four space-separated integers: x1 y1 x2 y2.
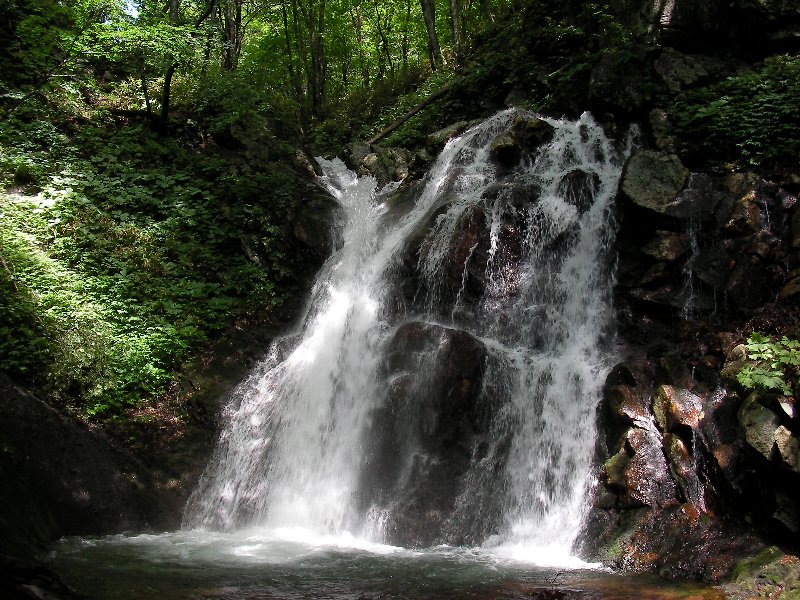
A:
0 101 300 416
736 332 799 397
671 55 800 169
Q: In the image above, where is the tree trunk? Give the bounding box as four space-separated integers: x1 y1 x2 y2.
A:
449 0 460 63
349 3 369 87
160 0 181 126
368 83 452 144
160 63 176 124
419 0 442 71
401 0 411 72
141 69 152 115
372 0 393 80
221 0 244 71
281 0 303 100
306 0 326 116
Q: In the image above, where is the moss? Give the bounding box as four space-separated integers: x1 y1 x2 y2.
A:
732 547 784 581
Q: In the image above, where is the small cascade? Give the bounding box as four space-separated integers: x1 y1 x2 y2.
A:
681 217 700 320
184 109 632 563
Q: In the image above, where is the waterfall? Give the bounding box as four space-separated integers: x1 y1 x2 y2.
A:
184 109 631 563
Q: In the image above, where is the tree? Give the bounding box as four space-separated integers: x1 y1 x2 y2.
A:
220 0 245 71
419 0 443 70
448 0 460 63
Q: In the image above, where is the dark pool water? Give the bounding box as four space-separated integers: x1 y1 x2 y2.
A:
44 529 724 599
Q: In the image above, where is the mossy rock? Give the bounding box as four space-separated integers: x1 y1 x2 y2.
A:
726 547 800 599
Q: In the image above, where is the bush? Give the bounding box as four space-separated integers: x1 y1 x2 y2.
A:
0 107 298 417
671 55 800 170
737 332 799 397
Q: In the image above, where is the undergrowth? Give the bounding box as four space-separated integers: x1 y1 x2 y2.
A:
0 86 300 417
671 54 800 171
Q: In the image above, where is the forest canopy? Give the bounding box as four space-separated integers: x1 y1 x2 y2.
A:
0 0 520 124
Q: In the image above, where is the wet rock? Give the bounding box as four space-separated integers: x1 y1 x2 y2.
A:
603 445 632 492
342 141 372 170
691 245 731 290
0 374 174 559
560 169 601 216
655 353 695 390
292 181 344 260
779 273 800 301
653 385 703 433
512 113 554 148
664 433 704 506
722 174 764 235
737 393 781 460
364 322 503 547
668 173 725 220
775 426 800 473
601 360 655 449
583 504 764 582
641 231 691 261
649 108 676 151
488 115 554 169
637 262 671 286
624 427 679 508
725 255 766 313
627 283 686 313
490 133 521 168
620 150 690 215
426 120 479 153
358 147 412 186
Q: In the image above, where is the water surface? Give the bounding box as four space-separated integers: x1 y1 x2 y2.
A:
46 529 723 599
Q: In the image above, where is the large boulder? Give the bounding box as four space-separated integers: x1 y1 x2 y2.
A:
0 375 174 559
620 150 690 215
359 322 505 547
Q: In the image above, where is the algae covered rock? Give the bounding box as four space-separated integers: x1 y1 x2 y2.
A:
737 393 782 460
620 150 690 214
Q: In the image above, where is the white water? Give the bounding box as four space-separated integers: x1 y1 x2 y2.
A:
183 109 631 566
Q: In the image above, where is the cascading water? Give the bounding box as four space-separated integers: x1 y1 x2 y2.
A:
183 109 632 564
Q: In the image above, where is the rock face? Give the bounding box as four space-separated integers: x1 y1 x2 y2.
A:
657 0 800 49
620 150 690 214
616 164 793 321
582 151 800 578
343 142 414 187
0 374 175 559
358 321 504 547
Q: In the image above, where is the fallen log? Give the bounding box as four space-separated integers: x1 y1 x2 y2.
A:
367 83 454 145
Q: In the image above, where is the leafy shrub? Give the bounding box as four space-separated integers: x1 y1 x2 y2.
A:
0 105 299 417
671 55 800 170
737 332 799 397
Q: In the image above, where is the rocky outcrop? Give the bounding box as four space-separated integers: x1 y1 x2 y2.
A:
0 375 176 559
620 150 690 215
657 0 800 51
583 346 800 579
582 142 800 579
342 142 413 187
616 154 795 321
359 321 504 547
